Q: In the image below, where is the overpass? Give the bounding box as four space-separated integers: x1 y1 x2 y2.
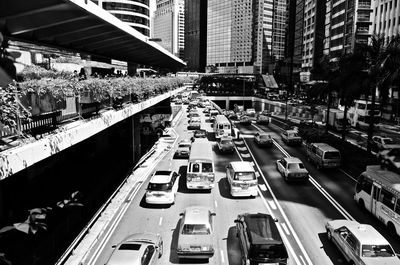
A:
0 0 185 70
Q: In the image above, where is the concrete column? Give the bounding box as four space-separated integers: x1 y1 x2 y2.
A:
225 99 229 109
132 114 141 164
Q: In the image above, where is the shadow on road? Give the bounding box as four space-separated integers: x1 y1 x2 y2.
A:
226 226 242 265
318 232 347 265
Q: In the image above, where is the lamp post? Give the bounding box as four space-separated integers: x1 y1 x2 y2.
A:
242 78 245 108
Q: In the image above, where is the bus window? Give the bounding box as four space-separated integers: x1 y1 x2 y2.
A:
380 189 395 210
395 200 400 215
192 163 200 173
202 163 213 173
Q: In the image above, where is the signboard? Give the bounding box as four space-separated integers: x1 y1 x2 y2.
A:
300 71 311 83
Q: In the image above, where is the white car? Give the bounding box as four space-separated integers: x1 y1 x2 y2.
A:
276 157 309 181
105 233 163 265
281 130 302 145
188 117 201 130
246 108 256 117
371 136 400 150
145 171 180 205
326 220 399 265
177 206 215 260
254 132 273 147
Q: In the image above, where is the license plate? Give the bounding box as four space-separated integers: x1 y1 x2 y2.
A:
241 184 249 189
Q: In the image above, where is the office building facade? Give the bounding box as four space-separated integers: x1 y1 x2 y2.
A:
93 0 151 37
206 0 287 74
153 0 185 58
372 0 400 43
184 0 207 72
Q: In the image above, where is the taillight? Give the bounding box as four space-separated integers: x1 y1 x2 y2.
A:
208 174 215 182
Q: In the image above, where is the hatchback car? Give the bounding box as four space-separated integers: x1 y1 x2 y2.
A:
281 130 302 145
276 157 309 181
105 233 163 265
254 132 273 147
188 117 201 130
192 129 207 140
325 220 399 265
378 147 400 173
175 139 192 158
177 206 215 260
145 171 180 205
217 136 235 153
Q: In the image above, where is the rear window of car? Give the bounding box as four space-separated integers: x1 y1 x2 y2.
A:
119 243 141 250
383 138 394 145
288 163 305 170
250 244 288 259
362 244 395 257
220 140 232 145
179 143 191 148
234 172 255 181
288 132 299 137
182 224 210 235
260 134 271 139
148 183 172 191
324 151 340 159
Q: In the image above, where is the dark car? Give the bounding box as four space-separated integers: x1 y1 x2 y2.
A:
378 147 400 173
191 129 207 142
234 213 288 265
239 115 252 125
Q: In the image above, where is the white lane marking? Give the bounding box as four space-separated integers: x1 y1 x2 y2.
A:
159 217 163 226
250 161 255 166
339 169 357 182
308 176 355 221
300 255 307 265
241 153 251 158
255 172 261 177
245 140 313 265
237 147 247 151
268 200 277 210
220 250 225 263
234 140 244 144
214 200 218 208
259 184 266 191
281 222 290 235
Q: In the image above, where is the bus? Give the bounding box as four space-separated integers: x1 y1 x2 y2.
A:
187 138 215 190
341 99 381 129
214 115 232 139
354 165 400 236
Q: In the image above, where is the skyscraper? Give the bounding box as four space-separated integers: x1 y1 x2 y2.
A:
206 0 286 74
153 0 185 58
372 0 399 44
184 0 207 72
93 0 151 36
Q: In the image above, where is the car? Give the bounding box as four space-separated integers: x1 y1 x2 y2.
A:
225 110 237 119
239 115 252 125
217 136 235 152
175 98 182 104
188 117 201 130
254 132 273 147
377 147 400 173
145 171 180 205
176 206 215 260
259 110 272 116
187 105 197 112
325 220 399 265
203 108 210 114
175 139 192 158
281 129 302 145
209 110 219 122
105 233 163 265
276 157 309 181
187 110 200 119
256 114 270 124
189 100 199 108
245 108 256 117
191 129 207 141
234 213 288 265
371 136 400 151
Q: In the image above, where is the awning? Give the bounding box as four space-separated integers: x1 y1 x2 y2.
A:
0 0 185 70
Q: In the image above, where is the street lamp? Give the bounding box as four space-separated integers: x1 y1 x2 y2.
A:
242 78 245 108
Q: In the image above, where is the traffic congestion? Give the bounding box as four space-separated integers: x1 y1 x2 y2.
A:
94 88 400 265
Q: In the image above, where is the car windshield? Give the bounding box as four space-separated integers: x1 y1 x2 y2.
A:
234 172 255 181
362 244 395 257
182 224 210 235
148 183 171 191
260 134 271 139
383 138 394 145
288 132 299 137
288 163 305 170
324 151 340 159
179 143 190 148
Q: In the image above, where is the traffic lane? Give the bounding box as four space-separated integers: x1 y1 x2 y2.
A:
241 133 346 265
259 122 400 250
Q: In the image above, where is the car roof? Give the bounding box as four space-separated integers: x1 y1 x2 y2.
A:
241 213 283 245
179 139 192 144
230 161 255 172
333 220 390 245
257 132 271 136
183 206 211 224
310 143 339 152
285 130 298 133
150 171 173 184
283 157 302 163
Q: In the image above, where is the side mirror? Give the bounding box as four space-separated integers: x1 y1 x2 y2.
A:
234 219 240 224
211 212 216 216
273 218 278 222
111 245 117 248
179 213 184 216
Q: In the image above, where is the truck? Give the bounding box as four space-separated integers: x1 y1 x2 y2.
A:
326 109 350 131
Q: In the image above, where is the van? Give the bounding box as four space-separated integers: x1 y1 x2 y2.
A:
306 143 341 169
226 161 258 197
234 213 288 264
187 138 215 189
214 115 232 139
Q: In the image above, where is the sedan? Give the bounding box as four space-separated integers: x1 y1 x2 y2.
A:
377 147 400 173
239 115 252 125
325 220 399 265
177 206 215 260
254 132 273 147
105 233 163 265
276 157 309 181
174 139 192 158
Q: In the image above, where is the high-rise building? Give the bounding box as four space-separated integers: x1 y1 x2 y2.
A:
153 0 185 59
184 0 207 72
372 0 400 44
324 0 373 61
206 0 286 74
93 0 151 37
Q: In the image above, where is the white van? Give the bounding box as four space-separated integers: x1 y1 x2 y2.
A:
187 138 215 190
214 115 232 139
306 143 341 169
226 161 258 197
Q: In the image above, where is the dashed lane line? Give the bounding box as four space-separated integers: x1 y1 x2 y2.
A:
220 250 225 263
268 200 277 210
158 217 163 226
281 222 290 236
259 184 267 191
